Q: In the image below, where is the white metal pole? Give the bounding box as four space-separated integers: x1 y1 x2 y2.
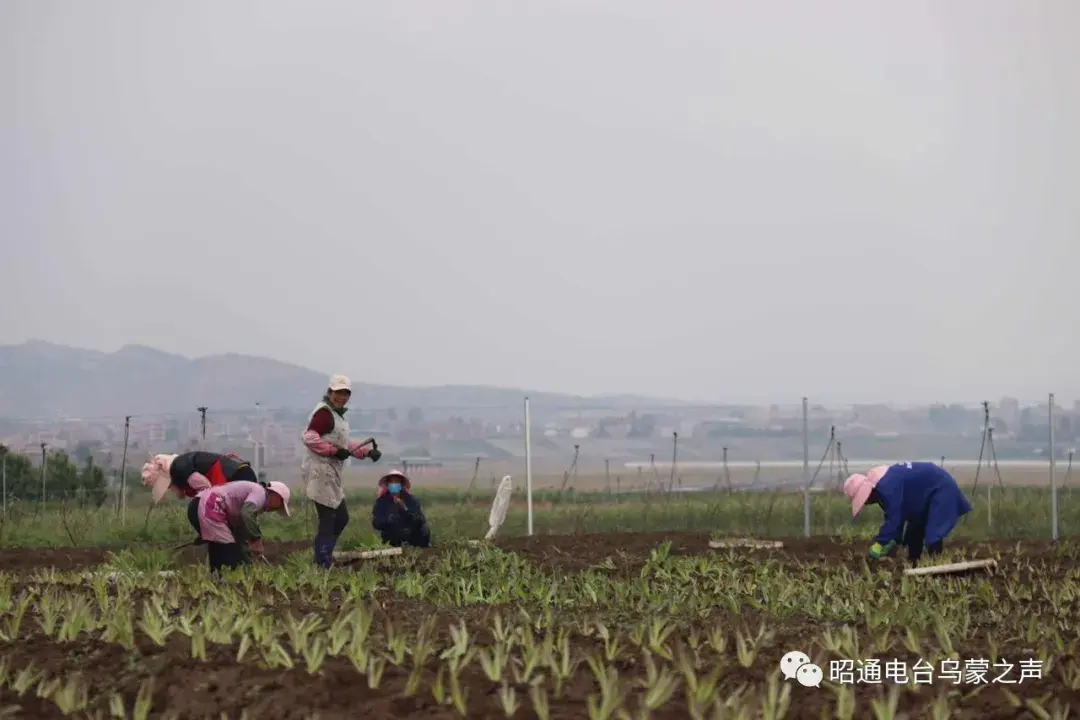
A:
253 402 263 480
40 443 47 513
525 396 533 536
1 452 6 517
802 397 810 538
1050 393 1058 540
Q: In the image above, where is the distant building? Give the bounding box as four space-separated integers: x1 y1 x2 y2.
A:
693 418 744 439
401 457 443 477
395 427 432 444
591 420 631 439
997 397 1021 428
852 404 902 433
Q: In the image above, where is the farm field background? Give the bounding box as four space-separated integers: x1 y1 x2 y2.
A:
0 486 1077 718
335 464 1075 493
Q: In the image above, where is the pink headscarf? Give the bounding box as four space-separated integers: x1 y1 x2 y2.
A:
141 454 178 503
843 465 891 516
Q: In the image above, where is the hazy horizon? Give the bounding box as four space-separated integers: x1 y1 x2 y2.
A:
4 1 1077 406
2 337 1072 410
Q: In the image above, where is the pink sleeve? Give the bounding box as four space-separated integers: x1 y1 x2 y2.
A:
347 441 370 459
303 430 338 457
187 472 211 492
244 485 268 509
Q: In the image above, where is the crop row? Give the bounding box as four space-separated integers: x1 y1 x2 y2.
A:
8 541 1078 628
2 594 1072 719
0 541 1078 717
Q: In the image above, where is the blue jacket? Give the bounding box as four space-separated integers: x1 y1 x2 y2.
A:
873 462 972 547
371 492 426 534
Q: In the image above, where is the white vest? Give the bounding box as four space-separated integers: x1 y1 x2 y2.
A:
302 400 351 508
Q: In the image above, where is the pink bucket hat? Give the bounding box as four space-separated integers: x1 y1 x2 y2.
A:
843 465 891 516
377 470 412 497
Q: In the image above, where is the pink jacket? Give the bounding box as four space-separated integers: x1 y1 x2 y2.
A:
301 406 371 459
301 433 372 459
196 480 268 544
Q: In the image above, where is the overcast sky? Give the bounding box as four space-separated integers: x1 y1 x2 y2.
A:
2 1 1077 405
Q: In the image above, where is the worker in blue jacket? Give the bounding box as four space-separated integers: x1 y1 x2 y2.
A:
371 471 432 548
844 462 972 566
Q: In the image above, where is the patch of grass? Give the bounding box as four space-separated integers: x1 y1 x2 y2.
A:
0 485 1073 548
100 547 176 574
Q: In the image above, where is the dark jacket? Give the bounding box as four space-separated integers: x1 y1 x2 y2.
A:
170 452 257 497
874 462 973 550
371 492 428 543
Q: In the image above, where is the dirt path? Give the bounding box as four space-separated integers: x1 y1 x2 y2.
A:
0 533 1069 573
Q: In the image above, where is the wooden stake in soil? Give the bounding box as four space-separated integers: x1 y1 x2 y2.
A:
709 539 784 549
903 559 997 577
332 547 402 561
86 570 178 583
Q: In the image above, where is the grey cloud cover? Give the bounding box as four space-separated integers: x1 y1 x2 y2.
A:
2 0 1077 405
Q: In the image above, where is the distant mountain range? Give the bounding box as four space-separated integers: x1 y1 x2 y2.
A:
0 340 692 419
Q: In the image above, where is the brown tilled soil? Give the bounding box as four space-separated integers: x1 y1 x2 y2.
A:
0 532 1077 718
0 540 314 573
495 531 1072 573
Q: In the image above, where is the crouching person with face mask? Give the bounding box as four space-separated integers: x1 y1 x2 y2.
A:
371 471 432 548
187 479 291 572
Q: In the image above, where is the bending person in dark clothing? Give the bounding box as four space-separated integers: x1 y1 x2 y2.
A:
142 451 257 503
371 471 431 548
845 462 973 567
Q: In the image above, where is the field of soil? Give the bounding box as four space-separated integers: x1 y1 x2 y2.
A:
0 532 1055 574
0 532 1077 718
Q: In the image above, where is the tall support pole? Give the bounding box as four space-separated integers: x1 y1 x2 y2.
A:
987 440 992 529
802 397 810 538
723 446 731 491
524 396 533 536
39 442 47 512
253 402 262 480
1050 393 1058 540
118 415 131 520
667 432 678 494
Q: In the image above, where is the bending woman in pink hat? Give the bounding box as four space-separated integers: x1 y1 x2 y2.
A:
187 479 292 572
844 462 972 566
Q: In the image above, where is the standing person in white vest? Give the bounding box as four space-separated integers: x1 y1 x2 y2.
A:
301 374 383 567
